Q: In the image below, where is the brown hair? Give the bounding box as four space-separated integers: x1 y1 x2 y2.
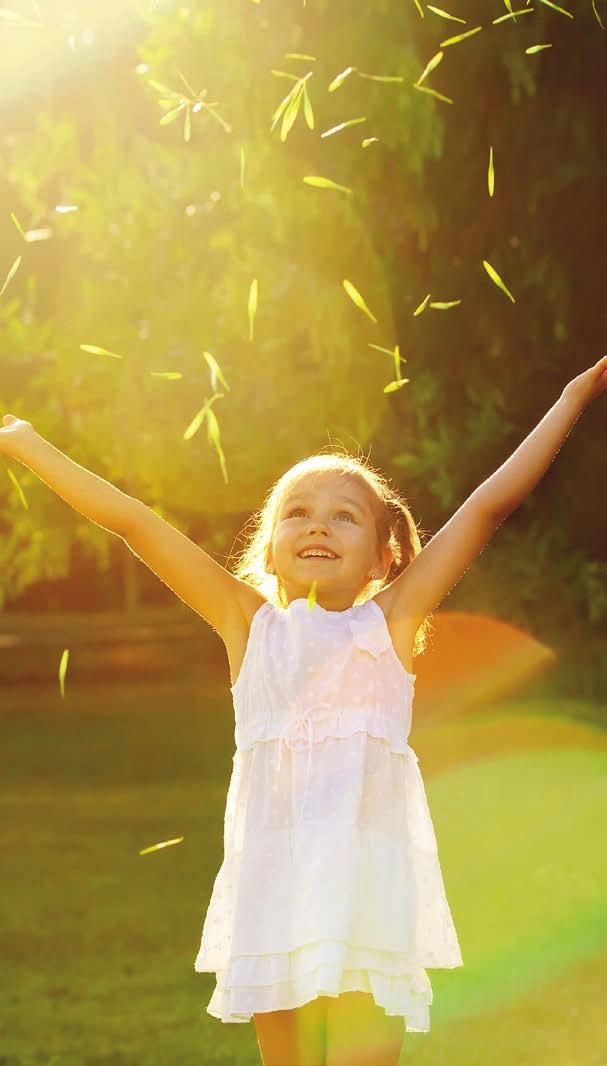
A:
230 447 434 660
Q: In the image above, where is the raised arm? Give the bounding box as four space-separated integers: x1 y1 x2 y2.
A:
383 355 607 628
0 415 254 640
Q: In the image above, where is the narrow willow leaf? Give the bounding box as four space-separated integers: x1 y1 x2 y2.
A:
271 69 300 80
248 279 258 341
384 378 410 393
58 649 69 699
328 66 355 91
362 137 379 147
483 259 516 302
285 52 316 60
139 836 184 856
10 213 27 240
307 579 318 608
368 343 402 357
493 7 534 22
147 78 174 95
321 116 366 138
342 279 378 323
184 106 191 142
240 144 245 188
303 176 353 195
440 26 482 46
206 407 228 484
413 293 432 316
393 344 402 380
159 102 186 125
430 300 461 309
271 82 298 128
184 398 216 441
412 0 425 17
591 0 604 28
525 42 553 52
426 4 467 22
413 83 454 105
303 82 314 129
538 0 574 16
202 351 231 392
358 72 404 82
488 145 495 196
280 81 305 141
176 68 197 98
6 468 28 510
415 51 444 87
149 371 183 379
0 255 21 296
80 344 124 359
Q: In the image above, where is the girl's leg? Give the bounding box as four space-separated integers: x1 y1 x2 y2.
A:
253 994 328 1066
325 991 405 1066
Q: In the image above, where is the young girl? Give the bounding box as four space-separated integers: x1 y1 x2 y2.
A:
1 355 605 1066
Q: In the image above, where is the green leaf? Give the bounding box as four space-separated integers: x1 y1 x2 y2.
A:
280 81 305 142
538 0 574 16
139 837 184 856
430 300 461 309
483 259 516 302
303 82 314 129
10 213 27 241
328 66 356 91
6 467 28 510
248 279 258 341
493 7 534 23
303 175 353 195
384 378 410 393
591 0 604 28
525 43 553 52
362 137 379 147
440 26 483 46
285 52 317 61
342 279 378 323
80 344 125 359
202 351 231 392
413 293 432 316
488 144 495 196
426 5 467 22
413 83 454 104
271 70 300 81
58 648 69 699
415 51 444 87
206 407 228 484
159 102 186 125
358 72 404 82
149 371 183 379
0 254 22 296
320 116 366 139
411 0 425 17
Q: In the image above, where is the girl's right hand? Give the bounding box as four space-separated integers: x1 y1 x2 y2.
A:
0 414 35 458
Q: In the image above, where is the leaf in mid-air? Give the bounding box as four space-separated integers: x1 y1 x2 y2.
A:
80 344 125 359
206 407 228 485
139 836 184 856
358 72 404 82
6 468 28 510
538 0 574 16
328 66 356 91
430 300 461 309
362 137 379 147
159 102 186 125
285 52 316 61
307 580 318 608
525 43 553 52
493 7 534 22
248 279 258 341
321 117 366 139
280 81 305 141
591 0 604 28
426 4 467 22
413 293 432 316
483 260 516 302
440 26 482 46
183 396 219 441
58 649 69 700
415 51 444 87
384 378 410 393
202 351 231 392
302 82 314 129
149 371 183 379
342 279 378 323
303 176 353 195
0 255 22 296
488 145 495 196
412 0 425 17
10 213 27 240
413 83 454 104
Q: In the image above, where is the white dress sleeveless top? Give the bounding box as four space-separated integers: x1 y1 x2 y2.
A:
194 596 463 1033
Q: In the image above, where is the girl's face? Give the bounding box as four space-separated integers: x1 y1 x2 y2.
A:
269 473 392 610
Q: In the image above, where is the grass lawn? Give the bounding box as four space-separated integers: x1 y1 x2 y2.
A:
1 677 606 1065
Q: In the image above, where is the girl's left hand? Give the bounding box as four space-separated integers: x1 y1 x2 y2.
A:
562 354 607 409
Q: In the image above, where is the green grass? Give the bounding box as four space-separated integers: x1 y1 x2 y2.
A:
1 679 606 1065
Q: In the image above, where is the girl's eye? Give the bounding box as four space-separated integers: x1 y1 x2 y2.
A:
286 508 355 522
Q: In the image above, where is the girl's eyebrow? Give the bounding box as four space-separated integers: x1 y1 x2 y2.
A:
284 493 366 514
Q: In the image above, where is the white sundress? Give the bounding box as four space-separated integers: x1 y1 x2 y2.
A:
194 596 463 1033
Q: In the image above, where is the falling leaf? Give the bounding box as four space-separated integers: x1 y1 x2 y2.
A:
488 145 495 196
10 213 27 240
285 52 317 60
240 144 245 188
412 0 425 17
206 407 228 484
415 51 444 87
139 836 184 856
413 293 432 316
307 580 318 608
321 116 366 138
413 83 454 104
525 43 553 52
591 0 604 28
58 649 69 699
538 0 573 16
6 468 28 510
248 279 258 341
280 80 306 141
149 371 183 379
440 26 483 46
271 70 300 80
202 350 231 392
342 279 378 323
302 82 314 129
80 344 125 359
426 4 467 22
303 176 353 195
430 300 461 309
362 137 379 147
160 102 186 125
0 255 22 296
483 260 516 302
493 7 534 22
184 397 218 441
328 66 356 91
358 72 404 82
384 378 410 393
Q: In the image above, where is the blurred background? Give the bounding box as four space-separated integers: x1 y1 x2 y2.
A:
0 0 606 1063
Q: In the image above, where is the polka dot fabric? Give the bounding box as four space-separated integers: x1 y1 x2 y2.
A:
194 597 463 1032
